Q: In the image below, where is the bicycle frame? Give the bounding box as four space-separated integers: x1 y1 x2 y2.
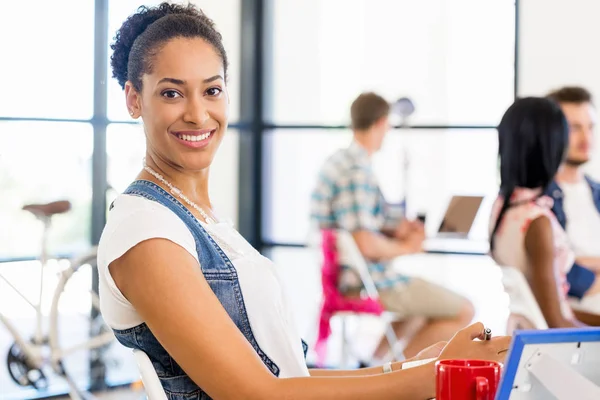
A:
0 216 52 367
0 245 115 371
1 205 116 399
48 251 115 364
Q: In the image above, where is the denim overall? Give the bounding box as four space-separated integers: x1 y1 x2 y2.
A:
544 177 600 299
110 180 308 399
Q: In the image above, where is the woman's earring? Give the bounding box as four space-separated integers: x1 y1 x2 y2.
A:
130 110 135 117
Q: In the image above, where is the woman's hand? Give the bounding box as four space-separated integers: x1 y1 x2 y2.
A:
437 322 511 364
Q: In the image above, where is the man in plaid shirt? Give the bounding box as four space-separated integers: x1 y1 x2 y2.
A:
311 92 474 360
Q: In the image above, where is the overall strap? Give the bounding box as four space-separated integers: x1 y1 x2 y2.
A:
123 180 235 276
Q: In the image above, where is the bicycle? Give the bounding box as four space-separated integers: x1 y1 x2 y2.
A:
0 200 116 399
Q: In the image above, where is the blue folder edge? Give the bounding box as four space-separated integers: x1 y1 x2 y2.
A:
496 327 600 400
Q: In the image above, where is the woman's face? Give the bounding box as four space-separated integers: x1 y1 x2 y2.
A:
126 37 229 171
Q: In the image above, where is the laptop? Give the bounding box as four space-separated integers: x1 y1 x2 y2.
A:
422 195 489 254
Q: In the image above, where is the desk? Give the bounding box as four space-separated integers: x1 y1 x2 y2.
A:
423 237 490 255
392 252 509 335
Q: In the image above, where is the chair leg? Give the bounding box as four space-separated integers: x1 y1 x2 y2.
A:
340 316 350 368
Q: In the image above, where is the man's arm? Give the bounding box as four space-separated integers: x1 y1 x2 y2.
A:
352 230 421 262
576 257 600 273
573 309 600 326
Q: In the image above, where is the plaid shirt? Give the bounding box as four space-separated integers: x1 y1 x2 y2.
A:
310 141 410 290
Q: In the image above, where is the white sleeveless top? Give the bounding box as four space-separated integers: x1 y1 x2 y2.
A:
97 194 309 378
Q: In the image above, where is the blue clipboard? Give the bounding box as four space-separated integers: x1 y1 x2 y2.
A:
496 327 600 400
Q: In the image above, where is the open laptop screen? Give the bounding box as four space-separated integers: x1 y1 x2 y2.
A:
438 195 484 236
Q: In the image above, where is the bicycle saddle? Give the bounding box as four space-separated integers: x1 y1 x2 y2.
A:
22 200 72 218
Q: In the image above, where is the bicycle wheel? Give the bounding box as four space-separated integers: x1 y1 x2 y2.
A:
48 247 116 396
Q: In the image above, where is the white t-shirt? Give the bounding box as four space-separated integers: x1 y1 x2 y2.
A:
97 194 309 378
561 181 600 257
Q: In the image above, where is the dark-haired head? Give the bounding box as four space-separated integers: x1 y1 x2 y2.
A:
110 2 230 173
111 2 228 91
490 97 568 248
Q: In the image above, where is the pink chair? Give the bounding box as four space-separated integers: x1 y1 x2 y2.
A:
314 229 403 367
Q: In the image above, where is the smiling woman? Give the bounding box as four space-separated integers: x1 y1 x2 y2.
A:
110 5 229 176
97 3 510 400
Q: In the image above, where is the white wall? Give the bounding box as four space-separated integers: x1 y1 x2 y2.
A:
518 0 600 179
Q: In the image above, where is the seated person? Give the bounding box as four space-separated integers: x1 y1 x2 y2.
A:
545 87 600 322
99 4 509 399
489 96 600 331
310 92 474 361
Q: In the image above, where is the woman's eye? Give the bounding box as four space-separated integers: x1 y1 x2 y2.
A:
162 90 181 99
206 87 222 97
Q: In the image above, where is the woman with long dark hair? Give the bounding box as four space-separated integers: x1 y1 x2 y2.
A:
490 97 600 329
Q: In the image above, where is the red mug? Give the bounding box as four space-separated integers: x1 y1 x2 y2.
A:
436 359 502 400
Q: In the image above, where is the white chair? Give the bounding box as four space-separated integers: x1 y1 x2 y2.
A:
333 230 405 365
499 265 548 332
133 349 168 400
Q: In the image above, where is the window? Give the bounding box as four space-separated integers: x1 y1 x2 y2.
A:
262 129 352 244
263 0 515 249
209 129 240 224
270 0 515 126
106 123 146 196
263 129 498 244
0 122 93 259
0 1 95 119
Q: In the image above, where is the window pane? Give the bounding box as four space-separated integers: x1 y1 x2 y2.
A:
106 123 146 197
270 0 514 126
262 130 351 244
209 128 240 225
0 1 94 119
376 129 499 244
263 129 499 244
107 0 241 123
107 124 239 225
0 122 93 259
